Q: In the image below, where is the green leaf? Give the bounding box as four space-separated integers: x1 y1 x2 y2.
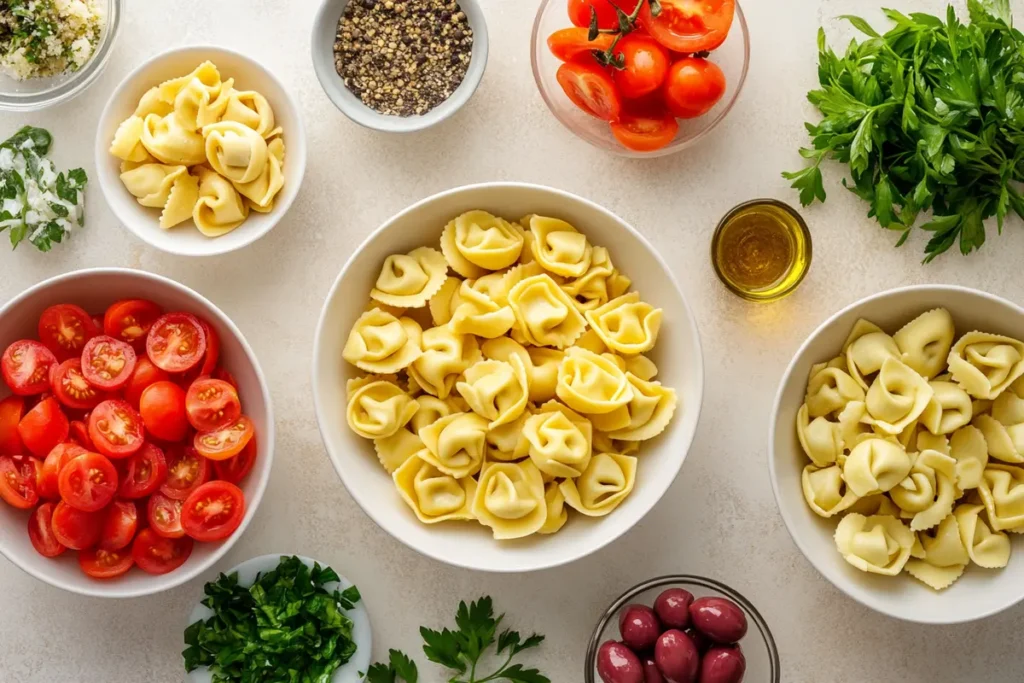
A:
389 649 418 683
849 110 876 175
366 663 396 683
420 627 465 672
496 663 551 683
873 174 900 228
840 15 880 37
513 634 546 655
587 6 599 41
782 164 826 206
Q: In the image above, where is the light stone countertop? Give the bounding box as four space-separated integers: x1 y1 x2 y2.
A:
2 0 1023 681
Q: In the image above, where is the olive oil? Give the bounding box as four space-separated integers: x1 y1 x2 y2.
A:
711 199 811 302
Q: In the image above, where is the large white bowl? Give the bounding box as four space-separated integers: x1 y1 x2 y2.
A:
769 285 1024 623
313 182 704 572
95 46 307 257
0 268 274 598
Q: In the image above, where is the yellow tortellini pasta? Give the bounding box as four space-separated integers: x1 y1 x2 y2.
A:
523 402 593 478
556 347 633 415
408 326 480 399
346 376 419 440
977 464 1024 531
865 358 934 434
919 380 972 435
371 247 449 308
948 425 988 489
141 112 206 165
109 115 151 163
193 167 250 237
440 211 524 276
342 308 422 374
222 89 277 138
393 453 477 524
538 482 569 534
585 292 663 356
418 412 488 479
561 246 631 313
449 279 516 339
508 274 587 349
843 319 900 390
893 308 955 379
560 453 637 517
527 215 593 277
974 379 1024 463
948 332 1024 400
472 461 548 539
904 512 969 590
954 503 1011 568
118 163 199 230
802 464 858 518
455 355 530 428
834 513 915 576
888 449 958 531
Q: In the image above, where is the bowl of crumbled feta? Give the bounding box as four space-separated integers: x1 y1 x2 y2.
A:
0 0 120 111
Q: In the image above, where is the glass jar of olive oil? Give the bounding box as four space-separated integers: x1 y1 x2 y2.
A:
711 199 811 303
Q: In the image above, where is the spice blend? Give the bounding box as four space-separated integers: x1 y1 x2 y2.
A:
334 0 473 117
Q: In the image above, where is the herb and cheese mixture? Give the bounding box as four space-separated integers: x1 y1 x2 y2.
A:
0 126 87 252
0 0 106 80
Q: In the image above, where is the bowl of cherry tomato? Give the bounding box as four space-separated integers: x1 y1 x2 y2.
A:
532 0 749 156
0 268 273 597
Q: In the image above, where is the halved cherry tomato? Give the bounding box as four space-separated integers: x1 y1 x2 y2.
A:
639 0 735 53
28 502 66 557
160 445 210 500
78 547 134 579
547 27 615 62
88 400 144 459
99 500 137 551
213 438 257 484
212 367 238 391
0 395 25 455
663 56 726 118
194 415 254 461
50 359 106 410
556 60 623 121
131 528 193 575
2 340 57 396
147 493 184 538
119 442 167 499
139 381 189 442
181 481 245 542
610 109 680 150
81 335 137 391
124 357 170 407
146 313 207 373
50 500 103 549
186 378 241 432
37 304 98 361
612 33 669 99
39 442 88 499
103 299 163 350
0 454 39 508
58 452 118 512
198 320 220 377
68 419 94 450
18 397 68 458
568 0 620 29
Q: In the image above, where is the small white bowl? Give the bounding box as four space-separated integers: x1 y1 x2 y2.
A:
185 554 372 683
769 285 1024 624
95 46 307 257
0 268 274 598
313 182 704 572
311 0 488 132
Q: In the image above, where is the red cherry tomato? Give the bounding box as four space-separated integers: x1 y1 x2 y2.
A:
212 367 238 391
50 359 107 410
663 56 726 118
81 335 137 391
146 313 207 373
39 442 88 499
556 60 623 121
2 340 57 396
102 299 163 350
198 320 220 377
37 304 98 361
28 502 66 557
124 357 170 407
181 481 246 542
119 442 167 499
610 109 680 151
160 445 210 500
58 451 118 512
131 528 193 575
78 547 134 579
547 27 615 62
17 397 69 458
612 33 669 99
568 0 619 29
147 493 185 538
99 500 138 551
0 395 25 455
87 400 144 459
639 0 735 53
213 438 257 484
0 454 39 509
194 415 254 461
68 419 94 450
186 378 241 432
138 381 189 442
50 500 103 549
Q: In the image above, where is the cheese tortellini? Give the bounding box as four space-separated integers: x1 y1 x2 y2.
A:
110 61 286 239
342 209 678 541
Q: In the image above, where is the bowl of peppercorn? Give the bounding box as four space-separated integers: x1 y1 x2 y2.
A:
312 0 488 132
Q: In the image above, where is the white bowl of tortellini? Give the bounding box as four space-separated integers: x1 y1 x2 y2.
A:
770 285 1024 623
312 182 704 572
95 46 306 256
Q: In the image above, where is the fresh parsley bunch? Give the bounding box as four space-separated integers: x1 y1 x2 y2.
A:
783 0 1024 262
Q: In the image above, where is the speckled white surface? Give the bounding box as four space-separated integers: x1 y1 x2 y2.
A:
2 0 1024 681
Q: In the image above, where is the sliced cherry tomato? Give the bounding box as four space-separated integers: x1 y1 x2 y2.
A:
213 437 256 484
124 357 170 407
146 313 207 373
612 33 669 99
198 320 220 376
119 442 167 499
194 415 255 461
99 500 138 551
185 378 241 432
139 381 189 442
58 451 118 512
547 27 615 62
37 304 98 361
50 500 103 549
663 56 726 118
0 454 39 508
568 0 619 29
0 395 25 455
68 419 94 450
39 442 88 499
181 480 245 542
160 445 210 500
81 335 137 391
212 367 238 391
147 493 185 538
556 60 623 121
610 109 680 151
78 547 134 579
17 397 69 458
2 340 57 396
102 299 163 350
132 528 193 575
50 359 107 410
88 400 144 459
28 501 66 557
639 0 735 53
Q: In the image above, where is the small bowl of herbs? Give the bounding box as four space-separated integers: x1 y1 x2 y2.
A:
311 0 488 132
183 554 372 683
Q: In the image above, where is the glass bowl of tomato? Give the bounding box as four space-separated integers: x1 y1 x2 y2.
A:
532 0 750 157
0 268 273 597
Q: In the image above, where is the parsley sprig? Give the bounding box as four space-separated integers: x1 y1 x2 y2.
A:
783 0 1024 262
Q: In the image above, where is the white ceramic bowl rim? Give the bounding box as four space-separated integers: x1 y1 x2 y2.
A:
0 267 275 598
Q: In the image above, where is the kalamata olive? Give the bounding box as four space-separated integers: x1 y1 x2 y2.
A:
685 628 712 654
643 657 666 683
699 646 746 683
597 640 644 683
654 588 694 629
654 630 700 683
619 604 662 652
689 597 748 644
